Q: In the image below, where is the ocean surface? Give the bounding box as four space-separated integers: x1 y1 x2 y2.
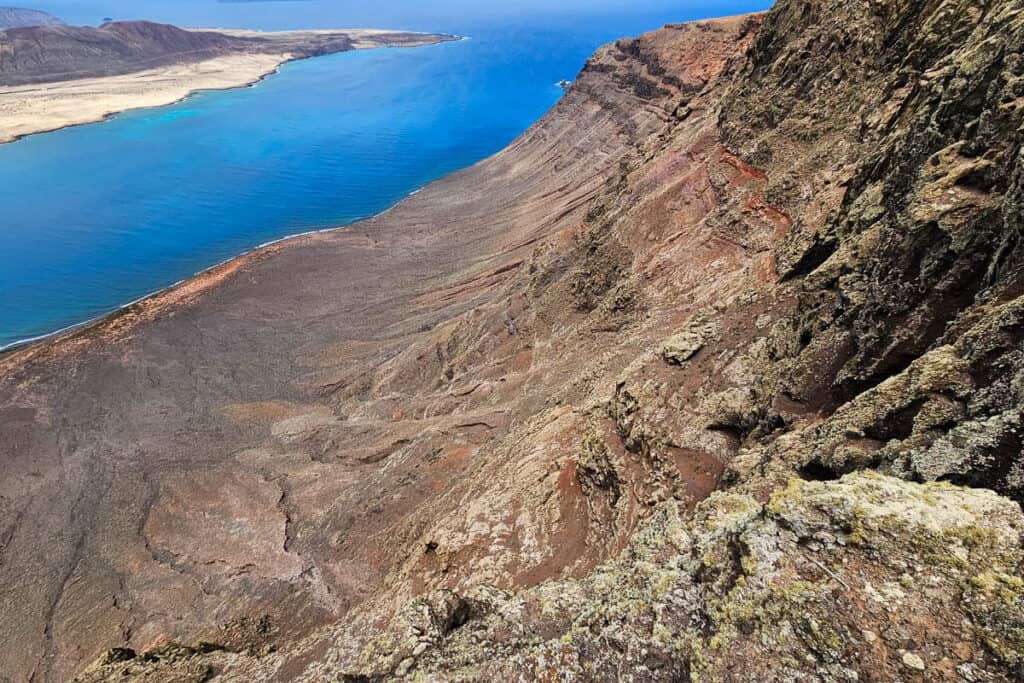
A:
1 0 768 350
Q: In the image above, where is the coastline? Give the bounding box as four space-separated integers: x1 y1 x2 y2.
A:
0 30 464 358
0 225 322 358
0 53 292 144
0 178 430 362
0 30 457 145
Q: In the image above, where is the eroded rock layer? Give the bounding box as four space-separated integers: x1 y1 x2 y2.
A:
1 0 1023 681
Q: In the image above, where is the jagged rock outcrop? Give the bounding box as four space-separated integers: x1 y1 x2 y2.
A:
322 473 1024 681
2 0 1023 681
717 0 1024 504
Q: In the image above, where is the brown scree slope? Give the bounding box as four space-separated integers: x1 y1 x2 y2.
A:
0 14 756 680
2 0 1024 681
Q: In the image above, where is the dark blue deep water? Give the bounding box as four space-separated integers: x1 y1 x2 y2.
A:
1 1 768 349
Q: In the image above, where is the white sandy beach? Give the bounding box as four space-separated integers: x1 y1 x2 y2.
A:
0 53 292 143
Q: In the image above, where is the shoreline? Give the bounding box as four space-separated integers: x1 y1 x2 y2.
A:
0 179 430 358
0 225 325 355
0 30 458 145
0 55 290 145
0 32 465 358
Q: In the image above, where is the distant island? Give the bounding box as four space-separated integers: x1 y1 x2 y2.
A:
0 17 456 143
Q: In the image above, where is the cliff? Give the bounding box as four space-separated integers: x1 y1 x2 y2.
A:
1 0 1022 681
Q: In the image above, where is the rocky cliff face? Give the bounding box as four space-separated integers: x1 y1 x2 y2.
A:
2 0 1023 681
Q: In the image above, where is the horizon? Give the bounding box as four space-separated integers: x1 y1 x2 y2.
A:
29 0 772 31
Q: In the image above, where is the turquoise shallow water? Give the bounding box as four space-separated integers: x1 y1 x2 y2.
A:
0 1 768 349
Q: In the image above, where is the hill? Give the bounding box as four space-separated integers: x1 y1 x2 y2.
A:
0 6 62 29
0 20 452 86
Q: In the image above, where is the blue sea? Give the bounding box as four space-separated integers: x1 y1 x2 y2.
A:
0 0 768 350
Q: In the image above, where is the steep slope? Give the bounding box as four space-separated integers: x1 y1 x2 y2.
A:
2 0 1023 681
0 14 756 681
0 7 62 29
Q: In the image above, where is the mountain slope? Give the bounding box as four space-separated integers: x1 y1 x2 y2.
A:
0 6 62 29
1 0 1023 681
0 14 740 680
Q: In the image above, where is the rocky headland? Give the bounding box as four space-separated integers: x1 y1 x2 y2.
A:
0 0 1022 681
0 20 455 143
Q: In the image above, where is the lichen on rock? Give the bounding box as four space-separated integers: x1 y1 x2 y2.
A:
311 473 1024 682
